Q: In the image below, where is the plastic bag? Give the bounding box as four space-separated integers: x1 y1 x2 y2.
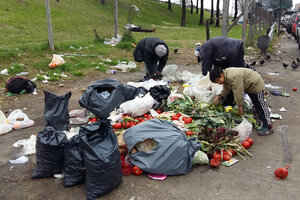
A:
32 126 68 179
193 150 209 165
64 134 85 187
149 85 170 103
0 110 13 135
119 93 154 117
124 119 201 175
80 119 122 199
49 54 65 68
44 91 71 131
232 119 253 142
7 109 34 130
6 76 36 94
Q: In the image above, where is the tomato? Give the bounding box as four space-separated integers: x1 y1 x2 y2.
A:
210 158 220 167
246 137 254 145
185 131 194 136
122 114 129 118
143 114 149 118
212 152 221 161
171 114 179 121
89 117 98 123
156 110 162 114
114 123 123 129
176 112 182 117
182 116 186 121
123 122 130 129
132 165 143 176
242 141 251 149
223 152 232 161
184 117 193 124
227 148 236 156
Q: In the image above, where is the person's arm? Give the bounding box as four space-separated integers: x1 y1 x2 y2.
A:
144 59 157 77
157 56 168 73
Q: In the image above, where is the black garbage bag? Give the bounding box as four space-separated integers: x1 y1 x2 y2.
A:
80 119 122 199
6 76 36 94
44 90 71 131
32 126 68 178
79 78 147 119
149 85 170 102
63 134 85 187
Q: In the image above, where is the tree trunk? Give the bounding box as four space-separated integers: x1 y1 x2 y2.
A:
101 0 105 5
168 0 172 11
215 0 220 27
222 0 229 36
191 0 193 13
234 0 238 20
210 0 214 24
199 0 204 25
196 0 199 14
242 0 248 43
181 0 186 27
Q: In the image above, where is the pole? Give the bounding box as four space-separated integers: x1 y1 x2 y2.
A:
114 0 118 38
45 0 54 51
242 0 248 43
278 0 282 36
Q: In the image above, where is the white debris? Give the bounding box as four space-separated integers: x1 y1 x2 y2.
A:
279 107 286 112
12 134 36 155
265 83 283 89
9 155 29 164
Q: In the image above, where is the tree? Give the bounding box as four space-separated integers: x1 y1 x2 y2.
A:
101 0 105 4
191 0 194 14
234 0 238 20
196 0 199 14
215 0 220 27
199 0 204 25
268 0 292 10
168 0 172 11
222 0 230 36
210 0 214 24
181 0 186 27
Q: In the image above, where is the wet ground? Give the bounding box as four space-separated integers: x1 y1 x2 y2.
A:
0 33 300 200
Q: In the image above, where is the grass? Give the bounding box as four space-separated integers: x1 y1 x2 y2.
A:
0 0 267 87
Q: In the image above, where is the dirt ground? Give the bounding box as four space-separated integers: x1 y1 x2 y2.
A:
1 34 300 200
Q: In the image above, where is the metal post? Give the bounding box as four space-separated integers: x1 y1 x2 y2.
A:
114 0 118 38
45 0 54 51
278 0 282 36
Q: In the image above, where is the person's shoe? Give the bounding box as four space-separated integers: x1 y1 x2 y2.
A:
258 126 274 136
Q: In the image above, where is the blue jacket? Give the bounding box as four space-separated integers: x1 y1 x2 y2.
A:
199 37 243 75
133 37 169 75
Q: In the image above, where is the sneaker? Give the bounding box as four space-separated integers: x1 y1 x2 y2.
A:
258 127 274 136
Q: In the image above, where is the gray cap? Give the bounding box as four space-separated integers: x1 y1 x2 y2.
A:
155 45 167 57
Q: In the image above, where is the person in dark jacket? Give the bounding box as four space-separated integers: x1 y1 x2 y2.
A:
133 37 169 81
194 36 245 76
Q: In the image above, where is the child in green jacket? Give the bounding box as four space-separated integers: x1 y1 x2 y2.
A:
210 67 273 136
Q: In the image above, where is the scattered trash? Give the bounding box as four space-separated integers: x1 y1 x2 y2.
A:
0 68 9 75
222 158 239 167
277 125 293 164
16 72 29 76
9 155 29 164
0 110 13 135
267 72 280 76
279 107 286 112
194 42 202 46
265 84 282 89
54 174 64 179
6 76 36 94
193 150 209 165
292 87 297 91
49 54 65 68
148 174 167 181
270 113 282 120
112 61 137 72
7 109 34 130
104 34 122 46
12 134 36 156
269 90 289 97
105 69 117 74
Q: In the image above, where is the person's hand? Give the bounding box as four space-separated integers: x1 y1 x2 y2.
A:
213 96 221 105
238 105 244 116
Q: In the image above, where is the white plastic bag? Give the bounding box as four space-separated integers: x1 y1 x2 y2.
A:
49 54 65 68
7 109 34 130
0 110 13 135
167 93 184 105
119 93 154 117
232 119 253 142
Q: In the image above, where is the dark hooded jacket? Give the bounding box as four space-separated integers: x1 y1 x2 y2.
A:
199 36 244 76
133 37 169 75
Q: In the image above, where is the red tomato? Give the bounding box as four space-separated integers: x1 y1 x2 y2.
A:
182 116 186 121
143 114 149 118
114 123 123 129
132 166 143 176
242 141 251 149
123 122 130 129
185 131 194 136
184 117 193 124
171 114 179 120
223 152 232 161
89 117 98 123
246 137 254 145
210 158 220 167
227 148 236 156
212 152 221 161
156 110 162 114
176 113 182 117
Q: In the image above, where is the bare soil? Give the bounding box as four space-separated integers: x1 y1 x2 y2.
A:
1 34 300 200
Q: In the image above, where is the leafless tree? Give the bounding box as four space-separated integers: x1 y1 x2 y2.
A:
215 0 220 27
181 0 186 27
199 0 204 25
191 0 194 13
168 0 172 11
196 0 199 14
234 0 238 20
210 0 214 24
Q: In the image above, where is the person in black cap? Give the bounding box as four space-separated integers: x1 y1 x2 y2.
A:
194 36 245 76
133 37 169 81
